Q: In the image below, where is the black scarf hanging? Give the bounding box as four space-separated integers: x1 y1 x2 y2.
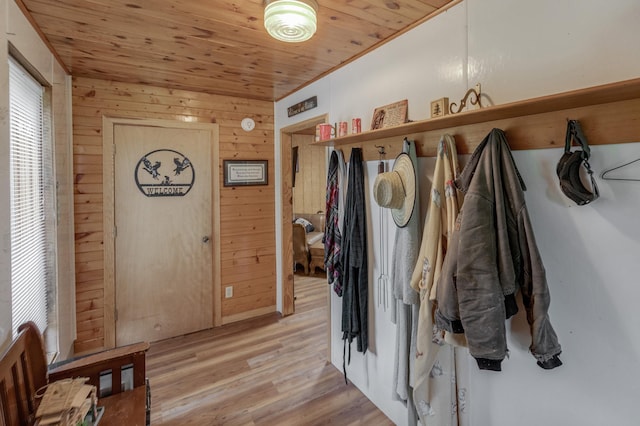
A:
341 147 368 382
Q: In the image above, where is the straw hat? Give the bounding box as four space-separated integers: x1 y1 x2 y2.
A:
373 152 416 227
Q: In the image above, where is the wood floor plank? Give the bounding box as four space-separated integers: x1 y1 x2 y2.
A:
146 273 392 425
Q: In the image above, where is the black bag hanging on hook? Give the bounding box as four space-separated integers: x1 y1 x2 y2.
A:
556 120 599 205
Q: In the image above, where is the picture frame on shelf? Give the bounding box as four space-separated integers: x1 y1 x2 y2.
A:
371 100 408 130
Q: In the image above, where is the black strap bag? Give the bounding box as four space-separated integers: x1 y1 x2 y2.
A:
556 120 599 205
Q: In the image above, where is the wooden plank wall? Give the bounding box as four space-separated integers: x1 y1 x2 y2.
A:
72 77 275 353
292 134 326 215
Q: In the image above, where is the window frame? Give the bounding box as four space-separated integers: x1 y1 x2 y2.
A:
8 53 58 350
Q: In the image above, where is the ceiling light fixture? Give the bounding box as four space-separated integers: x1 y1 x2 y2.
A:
264 0 318 43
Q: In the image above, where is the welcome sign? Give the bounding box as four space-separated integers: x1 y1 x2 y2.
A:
135 149 195 197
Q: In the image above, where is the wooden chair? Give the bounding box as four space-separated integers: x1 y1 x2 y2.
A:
0 322 150 425
292 222 310 274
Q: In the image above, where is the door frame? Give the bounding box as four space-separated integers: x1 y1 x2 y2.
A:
103 117 221 349
279 114 328 316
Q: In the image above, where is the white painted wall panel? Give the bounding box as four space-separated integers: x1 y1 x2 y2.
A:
467 0 640 103
277 6 468 424
274 0 640 424
469 143 640 425
330 4 468 127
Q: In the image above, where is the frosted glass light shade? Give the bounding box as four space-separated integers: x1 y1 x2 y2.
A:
264 0 318 43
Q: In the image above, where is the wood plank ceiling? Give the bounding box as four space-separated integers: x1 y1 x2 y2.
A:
18 0 455 101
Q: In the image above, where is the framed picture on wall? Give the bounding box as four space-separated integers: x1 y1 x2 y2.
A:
223 160 268 187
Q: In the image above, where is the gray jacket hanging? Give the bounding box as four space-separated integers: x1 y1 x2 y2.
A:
435 128 562 371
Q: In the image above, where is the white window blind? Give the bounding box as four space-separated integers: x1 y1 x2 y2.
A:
9 56 53 337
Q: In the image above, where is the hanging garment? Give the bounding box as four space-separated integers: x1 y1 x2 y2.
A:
436 128 562 371
325 149 347 296
409 134 469 425
341 147 368 378
389 139 421 424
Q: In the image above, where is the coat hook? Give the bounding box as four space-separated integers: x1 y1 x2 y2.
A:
375 145 386 174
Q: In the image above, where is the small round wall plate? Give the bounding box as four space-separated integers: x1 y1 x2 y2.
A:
241 117 255 132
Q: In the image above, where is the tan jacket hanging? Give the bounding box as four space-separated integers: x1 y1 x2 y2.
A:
410 134 468 425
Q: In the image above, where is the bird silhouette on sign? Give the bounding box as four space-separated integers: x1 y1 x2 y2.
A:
142 157 161 180
173 157 191 176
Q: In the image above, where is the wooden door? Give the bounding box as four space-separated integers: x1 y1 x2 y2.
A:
114 123 213 345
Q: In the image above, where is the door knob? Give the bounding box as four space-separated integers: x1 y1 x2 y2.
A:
202 236 210 243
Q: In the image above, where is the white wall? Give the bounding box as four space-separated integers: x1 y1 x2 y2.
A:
275 0 640 424
0 0 75 357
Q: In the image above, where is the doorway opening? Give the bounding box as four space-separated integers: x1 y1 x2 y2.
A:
279 114 328 316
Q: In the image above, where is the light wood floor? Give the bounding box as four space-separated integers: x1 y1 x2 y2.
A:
146 273 393 425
